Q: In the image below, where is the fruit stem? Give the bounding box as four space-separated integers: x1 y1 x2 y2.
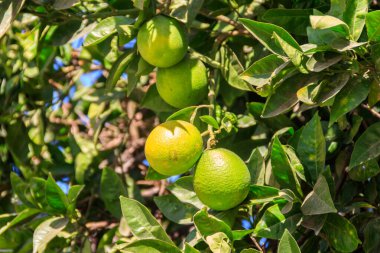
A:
190 105 213 124
207 75 216 149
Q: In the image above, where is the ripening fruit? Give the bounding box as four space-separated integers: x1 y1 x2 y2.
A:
193 148 251 211
156 56 208 108
137 15 187 68
145 120 203 176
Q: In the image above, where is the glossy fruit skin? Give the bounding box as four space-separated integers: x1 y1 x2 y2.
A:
137 15 187 68
156 56 208 108
193 148 251 211
145 120 203 176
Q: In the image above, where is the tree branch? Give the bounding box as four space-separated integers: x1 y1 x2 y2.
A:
361 104 380 119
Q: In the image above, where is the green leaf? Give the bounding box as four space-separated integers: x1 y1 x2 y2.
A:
301 214 327 235
271 136 302 196
247 148 265 185
240 54 286 88
10 172 35 207
249 185 280 205
363 218 380 253
366 10 380 42
0 0 25 39
321 213 360 252
262 9 313 36
52 0 79 9
74 152 93 184
254 204 302 239
301 176 337 215
45 174 69 213
30 177 48 209
349 122 380 168
232 229 254 240
262 74 309 118
132 0 147 10
169 0 204 26
314 73 350 103
368 79 380 107
297 113 326 184
284 146 306 182
272 32 306 73
67 185 84 204
0 208 40 236
184 243 201 253
219 45 252 91
247 102 295 130
277 229 301 253
329 77 370 125
200 115 219 129
306 53 342 72
310 15 350 38
327 0 346 19
349 159 380 181
33 217 69 253
100 168 128 218
84 17 134 47
105 51 135 90
120 239 182 253
66 184 84 216
141 85 176 113
241 249 261 253
166 106 198 121
193 209 233 241
342 0 368 41
205 232 232 253
119 196 173 244
6 121 31 171
124 55 148 96
239 18 300 56
145 166 169 180
167 176 204 209
154 194 198 224
307 15 351 46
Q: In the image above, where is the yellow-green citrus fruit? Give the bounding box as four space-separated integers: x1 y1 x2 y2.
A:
145 120 203 176
137 15 187 68
156 57 208 108
193 148 251 211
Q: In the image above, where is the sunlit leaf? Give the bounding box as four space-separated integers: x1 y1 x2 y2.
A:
120 196 174 244
33 217 68 253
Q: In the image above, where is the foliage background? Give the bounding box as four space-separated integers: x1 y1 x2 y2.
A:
1 0 380 252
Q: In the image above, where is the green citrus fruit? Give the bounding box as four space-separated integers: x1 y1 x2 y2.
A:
156 56 208 108
193 148 251 211
137 15 187 68
145 120 203 176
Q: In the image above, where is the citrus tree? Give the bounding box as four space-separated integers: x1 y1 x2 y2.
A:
1 0 380 252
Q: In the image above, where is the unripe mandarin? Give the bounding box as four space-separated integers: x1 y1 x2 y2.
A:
194 148 251 211
156 57 208 108
137 15 187 68
145 120 203 176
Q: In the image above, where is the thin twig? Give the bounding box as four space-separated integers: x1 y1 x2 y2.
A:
361 104 380 119
250 236 264 252
206 74 216 149
201 131 210 137
199 9 240 28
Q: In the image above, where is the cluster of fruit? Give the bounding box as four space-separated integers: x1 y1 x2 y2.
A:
137 15 209 108
139 15 251 211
